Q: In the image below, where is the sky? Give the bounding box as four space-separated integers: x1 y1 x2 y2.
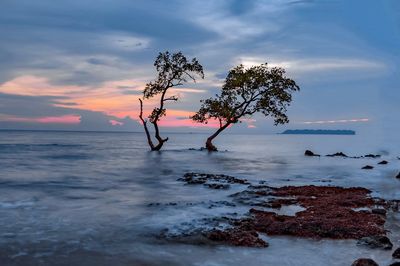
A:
0 0 399 134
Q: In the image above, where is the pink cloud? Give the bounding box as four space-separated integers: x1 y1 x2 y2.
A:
158 118 220 128
109 119 124 126
0 75 222 129
0 115 81 124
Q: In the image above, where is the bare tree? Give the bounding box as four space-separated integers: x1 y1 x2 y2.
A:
139 51 204 151
191 63 299 151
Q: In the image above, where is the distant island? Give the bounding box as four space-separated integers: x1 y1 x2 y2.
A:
281 129 356 135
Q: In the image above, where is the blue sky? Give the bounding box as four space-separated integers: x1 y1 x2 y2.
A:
0 0 399 134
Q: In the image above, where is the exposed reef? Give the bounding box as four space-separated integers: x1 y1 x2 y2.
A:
166 173 391 248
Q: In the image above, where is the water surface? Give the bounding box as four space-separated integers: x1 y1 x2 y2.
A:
0 130 399 265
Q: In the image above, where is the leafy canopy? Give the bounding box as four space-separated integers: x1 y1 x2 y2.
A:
192 63 299 126
143 51 204 123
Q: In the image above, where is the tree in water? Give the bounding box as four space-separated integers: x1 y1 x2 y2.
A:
139 51 204 151
191 63 299 151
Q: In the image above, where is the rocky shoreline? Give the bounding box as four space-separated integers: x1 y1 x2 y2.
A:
175 174 389 246
153 165 400 265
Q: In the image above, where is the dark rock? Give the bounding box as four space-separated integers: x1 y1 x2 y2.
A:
378 160 388 165
357 235 393 250
351 258 379 266
206 229 268 248
326 152 348 157
396 172 400 179
248 185 274 190
371 208 386 216
178 173 249 189
393 247 400 259
206 183 230 190
305 150 320 157
362 165 374 170
364 154 381 158
229 187 276 206
389 262 400 266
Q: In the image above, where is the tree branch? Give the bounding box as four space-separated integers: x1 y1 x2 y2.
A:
138 99 155 150
184 71 196 82
163 96 178 102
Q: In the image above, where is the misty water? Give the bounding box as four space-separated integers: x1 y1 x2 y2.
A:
0 130 399 266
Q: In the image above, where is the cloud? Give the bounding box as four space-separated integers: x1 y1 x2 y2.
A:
237 57 386 75
0 0 215 85
0 0 398 134
184 0 289 41
0 92 143 131
0 114 81 124
300 118 370 125
0 76 215 129
99 33 150 51
169 88 207 94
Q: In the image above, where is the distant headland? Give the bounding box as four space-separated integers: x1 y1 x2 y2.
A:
281 129 356 135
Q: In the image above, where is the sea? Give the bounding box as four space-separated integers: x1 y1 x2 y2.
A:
0 130 399 266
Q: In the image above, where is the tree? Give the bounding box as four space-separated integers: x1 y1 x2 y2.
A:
191 63 299 151
139 51 204 151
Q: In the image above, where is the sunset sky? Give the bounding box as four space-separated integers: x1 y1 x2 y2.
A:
0 0 399 134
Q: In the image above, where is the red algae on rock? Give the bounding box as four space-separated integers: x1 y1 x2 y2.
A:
206 185 388 246
246 186 386 239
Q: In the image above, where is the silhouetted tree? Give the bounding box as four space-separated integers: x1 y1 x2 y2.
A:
139 51 204 151
191 63 299 151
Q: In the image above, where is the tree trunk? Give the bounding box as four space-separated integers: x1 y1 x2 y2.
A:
151 137 168 151
205 123 230 151
139 99 155 150
151 121 168 151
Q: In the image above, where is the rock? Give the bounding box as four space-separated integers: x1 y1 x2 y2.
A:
389 263 400 266
206 183 230 190
378 160 388 165
206 229 268 248
326 152 348 157
362 165 374 170
178 173 249 188
357 235 393 250
167 182 388 249
232 186 386 240
396 172 400 179
364 154 381 158
393 247 400 259
305 150 320 157
371 208 386 216
351 258 379 266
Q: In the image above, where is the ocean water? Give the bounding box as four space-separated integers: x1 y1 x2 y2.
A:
0 130 399 266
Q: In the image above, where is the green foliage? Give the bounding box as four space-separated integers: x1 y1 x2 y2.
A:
143 51 204 124
191 63 299 127
149 108 166 123
143 51 204 100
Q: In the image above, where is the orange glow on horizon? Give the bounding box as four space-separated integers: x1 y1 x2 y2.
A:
0 75 218 128
0 114 81 124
